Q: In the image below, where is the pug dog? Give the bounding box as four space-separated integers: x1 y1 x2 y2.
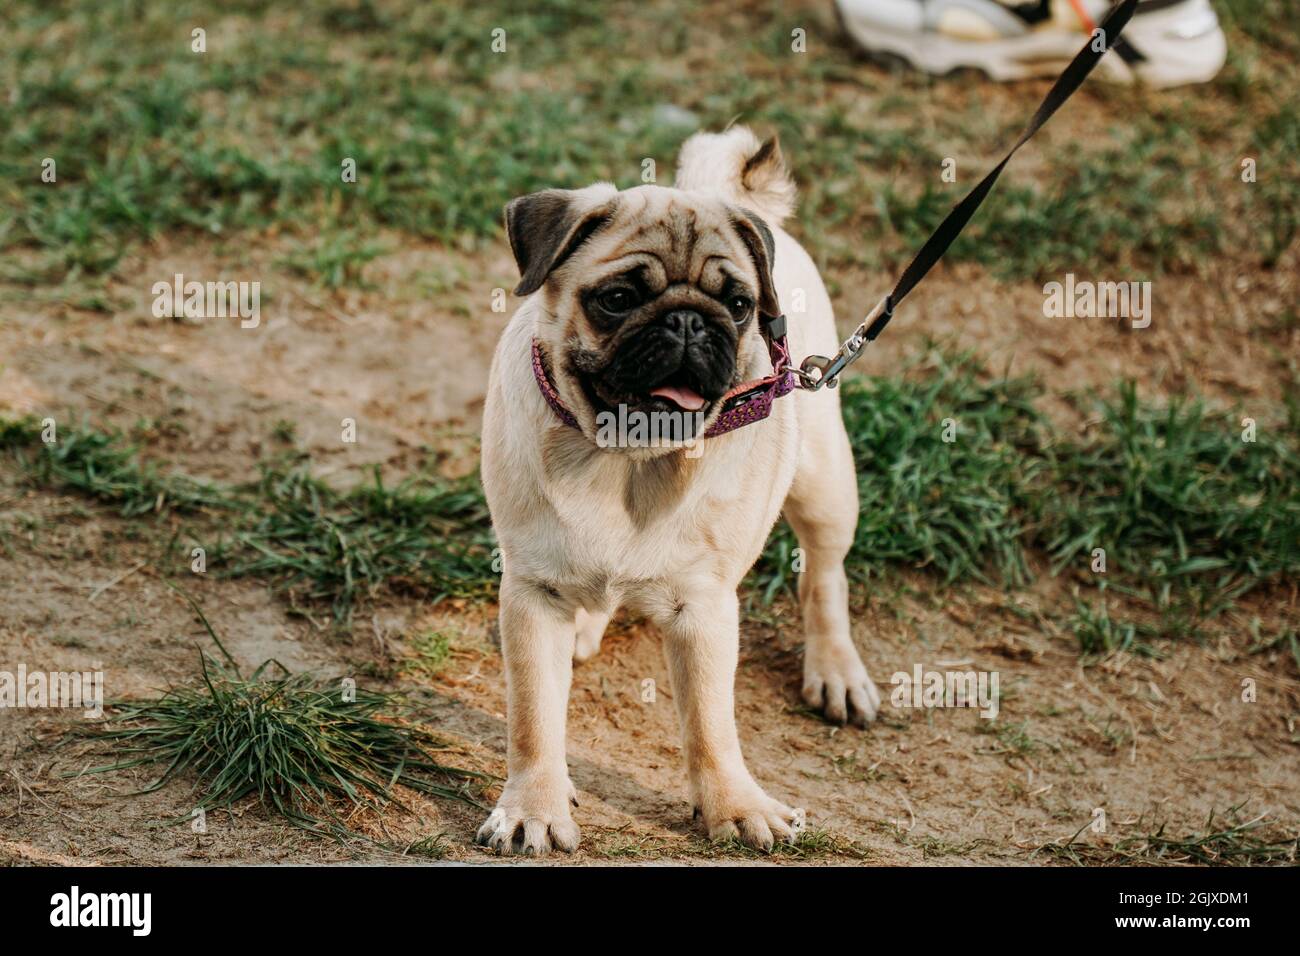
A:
477 126 880 855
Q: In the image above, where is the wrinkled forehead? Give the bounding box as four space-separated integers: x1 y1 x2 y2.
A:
575 186 754 292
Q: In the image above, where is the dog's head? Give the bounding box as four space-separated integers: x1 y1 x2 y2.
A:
505 183 779 448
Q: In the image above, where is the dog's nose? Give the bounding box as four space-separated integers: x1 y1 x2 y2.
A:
662 309 705 339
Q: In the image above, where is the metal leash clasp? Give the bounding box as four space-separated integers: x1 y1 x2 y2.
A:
794 294 893 390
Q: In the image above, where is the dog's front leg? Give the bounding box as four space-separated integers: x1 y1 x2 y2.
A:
475 574 580 855
659 588 801 851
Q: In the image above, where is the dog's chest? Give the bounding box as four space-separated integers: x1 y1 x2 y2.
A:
546 451 746 576
529 423 796 599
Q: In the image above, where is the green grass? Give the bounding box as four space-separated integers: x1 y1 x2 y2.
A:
712 827 873 861
74 594 489 838
1040 384 1300 621
754 347 1298 638
756 348 1045 599
5 421 230 516
2 0 1296 292
1068 593 1160 657
1218 0 1300 58
1247 619 1300 674
402 833 453 859
881 127 1222 280
219 461 496 619
1 418 498 621
404 631 455 677
278 230 390 289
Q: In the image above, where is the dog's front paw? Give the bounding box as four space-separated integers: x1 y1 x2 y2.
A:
475 779 580 856
803 641 880 727
696 780 804 852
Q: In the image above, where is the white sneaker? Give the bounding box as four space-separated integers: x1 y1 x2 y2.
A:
835 0 1227 89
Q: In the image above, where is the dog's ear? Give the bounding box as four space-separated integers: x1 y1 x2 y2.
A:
729 209 780 318
505 189 617 297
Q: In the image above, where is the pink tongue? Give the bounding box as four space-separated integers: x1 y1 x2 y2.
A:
649 385 707 411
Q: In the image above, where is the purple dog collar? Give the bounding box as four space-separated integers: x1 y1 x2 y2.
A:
531 317 795 439
531 337 581 430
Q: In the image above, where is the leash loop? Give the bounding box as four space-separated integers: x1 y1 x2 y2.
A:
798 294 893 390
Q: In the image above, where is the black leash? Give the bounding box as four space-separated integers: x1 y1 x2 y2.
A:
793 0 1141 390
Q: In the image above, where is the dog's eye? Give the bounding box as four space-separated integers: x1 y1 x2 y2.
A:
726 294 753 321
596 287 639 314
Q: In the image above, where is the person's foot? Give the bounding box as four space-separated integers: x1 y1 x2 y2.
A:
835 0 1226 89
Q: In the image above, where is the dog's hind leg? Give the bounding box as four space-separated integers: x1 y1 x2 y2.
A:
783 408 880 727
573 607 610 663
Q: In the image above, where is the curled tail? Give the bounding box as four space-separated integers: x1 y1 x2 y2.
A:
674 126 796 226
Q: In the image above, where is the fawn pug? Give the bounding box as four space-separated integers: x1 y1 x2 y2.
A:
478 127 878 854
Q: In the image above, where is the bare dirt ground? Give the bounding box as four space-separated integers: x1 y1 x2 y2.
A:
3 205 1297 864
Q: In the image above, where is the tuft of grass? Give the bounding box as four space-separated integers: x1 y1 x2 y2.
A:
891 832 998 860
1 417 229 516
218 463 497 620
1247 620 1300 675
404 631 455 677
74 593 488 839
1036 805 1299 866
1067 593 1160 657
402 833 453 859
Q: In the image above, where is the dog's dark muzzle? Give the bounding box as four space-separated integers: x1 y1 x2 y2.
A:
599 309 736 402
